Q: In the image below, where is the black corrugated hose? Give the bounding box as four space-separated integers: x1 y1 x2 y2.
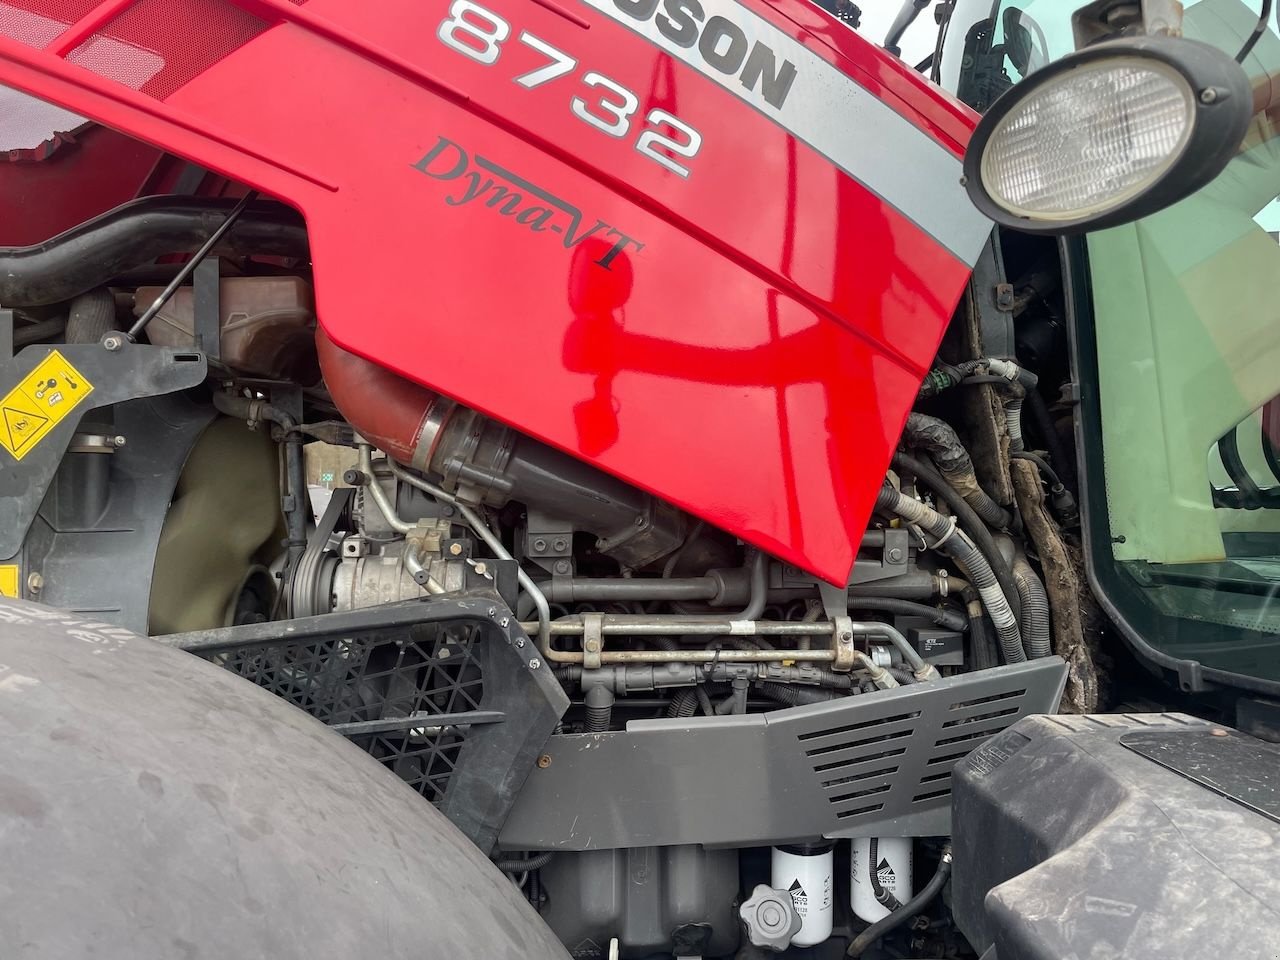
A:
493 852 554 873
1012 556 1052 658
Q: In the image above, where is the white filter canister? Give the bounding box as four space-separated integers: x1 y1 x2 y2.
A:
850 837 914 923
771 842 834 947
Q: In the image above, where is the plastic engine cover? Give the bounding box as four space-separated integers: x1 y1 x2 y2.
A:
0 0 989 584
950 713 1280 960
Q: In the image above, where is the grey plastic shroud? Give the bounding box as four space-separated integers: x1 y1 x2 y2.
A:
501 657 1067 850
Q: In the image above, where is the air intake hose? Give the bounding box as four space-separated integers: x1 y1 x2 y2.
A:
0 197 310 307
316 328 685 569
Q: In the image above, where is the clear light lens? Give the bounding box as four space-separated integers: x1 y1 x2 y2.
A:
980 58 1195 221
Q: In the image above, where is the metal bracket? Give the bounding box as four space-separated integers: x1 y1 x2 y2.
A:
582 611 604 670
831 615 856 672
0 340 208 559
193 256 221 364
1072 0 1182 49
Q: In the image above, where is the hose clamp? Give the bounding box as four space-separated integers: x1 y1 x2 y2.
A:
582 612 604 670
831 615 856 672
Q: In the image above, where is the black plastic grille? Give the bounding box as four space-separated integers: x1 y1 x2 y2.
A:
210 621 484 804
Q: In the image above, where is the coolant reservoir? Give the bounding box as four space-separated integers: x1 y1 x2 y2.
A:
134 276 317 383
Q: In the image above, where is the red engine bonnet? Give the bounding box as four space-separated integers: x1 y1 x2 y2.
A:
0 0 989 583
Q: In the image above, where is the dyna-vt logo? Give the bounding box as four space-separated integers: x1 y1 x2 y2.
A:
611 0 798 110
411 137 645 270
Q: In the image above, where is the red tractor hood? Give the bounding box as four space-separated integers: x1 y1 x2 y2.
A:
0 0 989 583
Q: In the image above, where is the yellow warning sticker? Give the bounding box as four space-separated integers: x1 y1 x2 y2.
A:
0 350 94 461
0 566 17 598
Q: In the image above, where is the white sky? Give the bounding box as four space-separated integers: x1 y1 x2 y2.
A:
854 2 940 67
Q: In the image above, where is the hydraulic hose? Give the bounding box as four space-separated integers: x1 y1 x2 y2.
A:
1012 556 1052 658
0 196 309 307
848 597 967 632
892 452 1022 624
902 414 1011 529
877 486 1024 664
847 845 953 957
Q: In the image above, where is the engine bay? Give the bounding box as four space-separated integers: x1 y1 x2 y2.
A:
0 188 1087 959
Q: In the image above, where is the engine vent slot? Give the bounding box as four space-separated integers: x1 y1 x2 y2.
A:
499 657 1069 850
67 0 267 100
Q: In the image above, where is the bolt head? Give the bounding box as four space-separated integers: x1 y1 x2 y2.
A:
529 658 541 669
552 538 568 552
536 754 552 769
585 639 600 652
449 542 463 556
888 547 903 562
26 572 43 592
102 335 122 351
1200 87 1218 103
112 435 127 448
515 638 526 648
1211 728 1229 737
532 538 547 552
554 560 571 575
488 607 497 617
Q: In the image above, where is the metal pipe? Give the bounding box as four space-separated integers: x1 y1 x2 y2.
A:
540 577 720 603
357 445 412 534
851 621 937 681
386 458 552 652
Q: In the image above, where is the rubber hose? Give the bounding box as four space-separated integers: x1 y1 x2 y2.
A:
757 682 842 705
0 196 309 306
584 686 613 732
695 686 715 717
868 838 904 911
65 288 117 343
954 581 999 671
493 852 554 873
887 667 918 685
877 487 1024 664
902 413 1012 529
847 845 953 957
848 597 967 632
891 452 1022 624
1025 387 1075 488
13 317 65 347
1012 556 1052 658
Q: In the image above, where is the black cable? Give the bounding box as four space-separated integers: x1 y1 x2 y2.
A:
848 844 953 957
1012 451 1061 488
868 838 904 911
891 452 1022 624
1236 0 1272 62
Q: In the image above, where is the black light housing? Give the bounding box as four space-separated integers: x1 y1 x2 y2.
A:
963 35 1254 234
